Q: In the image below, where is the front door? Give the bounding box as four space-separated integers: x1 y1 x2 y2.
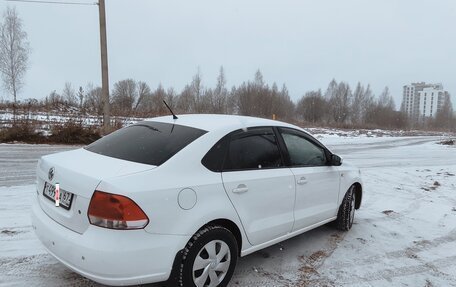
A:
278 128 340 231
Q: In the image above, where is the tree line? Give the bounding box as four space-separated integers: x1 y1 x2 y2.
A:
2 67 452 131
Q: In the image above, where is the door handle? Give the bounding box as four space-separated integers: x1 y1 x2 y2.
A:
297 177 307 185
232 184 248 193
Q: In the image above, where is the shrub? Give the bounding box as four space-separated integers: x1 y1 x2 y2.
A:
49 120 100 144
439 139 455 146
0 121 44 143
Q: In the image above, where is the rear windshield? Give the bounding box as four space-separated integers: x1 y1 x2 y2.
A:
85 121 207 166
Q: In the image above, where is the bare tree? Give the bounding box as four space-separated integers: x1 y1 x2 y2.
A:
84 84 103 115
363 86 399 128
277 84 295 121
176 69 206 114
235 70 267 117
254 69 264 87
232 70 295 119
0 6 30 123
46 90 63 109
111 79 137 115
192 68 203 112
177 84 195 114
377 87 395 110
327 81 352 124
62 82 77 106
434 93 453 130
165 87 177 111
200 88 214 113
149 84 169 115
350 82 365 125
351 83 376 125
324 79 338 100
134 81 151 112
296 90 327 124
213 66 228 114
234 82 252 116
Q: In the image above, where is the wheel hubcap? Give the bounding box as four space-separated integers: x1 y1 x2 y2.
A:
192 240 231 287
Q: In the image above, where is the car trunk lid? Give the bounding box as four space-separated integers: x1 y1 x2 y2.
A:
36 148 155 234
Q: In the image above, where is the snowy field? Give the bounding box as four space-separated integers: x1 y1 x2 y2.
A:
0 135 455 287
0 110 142 129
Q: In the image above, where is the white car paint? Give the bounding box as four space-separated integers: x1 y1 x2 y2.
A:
31 114 362 286
222 168 296 245
35 148 154 234
32 199 188 285
291 165 341 230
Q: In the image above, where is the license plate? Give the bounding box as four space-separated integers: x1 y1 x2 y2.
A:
43 182 74 210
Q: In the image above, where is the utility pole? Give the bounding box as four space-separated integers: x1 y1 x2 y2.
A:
6 0 111 131
98 0 110 132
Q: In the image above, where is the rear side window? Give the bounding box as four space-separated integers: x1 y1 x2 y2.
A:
85 121 207 166
201 137 229 172
223 127 283 171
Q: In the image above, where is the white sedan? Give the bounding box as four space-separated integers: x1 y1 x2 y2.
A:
32 114 362 287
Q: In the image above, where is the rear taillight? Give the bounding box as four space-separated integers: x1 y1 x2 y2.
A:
88 191 149 230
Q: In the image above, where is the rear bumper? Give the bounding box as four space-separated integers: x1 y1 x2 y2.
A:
31 198 189 286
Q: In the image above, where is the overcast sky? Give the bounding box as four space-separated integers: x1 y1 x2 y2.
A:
0 0 455 109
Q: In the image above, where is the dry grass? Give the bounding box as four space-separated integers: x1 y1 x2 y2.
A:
0 120 101 144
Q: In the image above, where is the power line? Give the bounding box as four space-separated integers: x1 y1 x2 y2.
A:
5 0 97 6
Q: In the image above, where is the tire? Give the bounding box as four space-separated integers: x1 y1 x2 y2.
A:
178 225 238 287
336 185 356 231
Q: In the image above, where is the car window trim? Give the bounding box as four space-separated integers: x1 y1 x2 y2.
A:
272 126 291 166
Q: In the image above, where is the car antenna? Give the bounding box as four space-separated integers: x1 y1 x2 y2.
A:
163 100 178 120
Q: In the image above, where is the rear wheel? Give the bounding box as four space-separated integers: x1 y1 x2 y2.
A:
178 225 238 287
336 185 356 231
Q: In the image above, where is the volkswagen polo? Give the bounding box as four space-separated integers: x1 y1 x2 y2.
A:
32 114 362 287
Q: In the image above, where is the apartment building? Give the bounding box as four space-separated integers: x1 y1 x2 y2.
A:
402 82 448 122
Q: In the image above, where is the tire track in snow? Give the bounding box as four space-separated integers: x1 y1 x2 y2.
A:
297 232 347 287
326 228 456 268
302 228 456 286
356 255 456 283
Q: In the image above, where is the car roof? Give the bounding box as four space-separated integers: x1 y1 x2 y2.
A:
144 114 297 133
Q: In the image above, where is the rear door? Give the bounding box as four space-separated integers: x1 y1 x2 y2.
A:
221 127 295 246
277 128 340 231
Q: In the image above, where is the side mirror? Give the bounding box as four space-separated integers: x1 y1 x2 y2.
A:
330 154 342 166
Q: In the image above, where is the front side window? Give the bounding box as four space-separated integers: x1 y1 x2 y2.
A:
279 128 327 167
85 121 207 166
223 127 283 171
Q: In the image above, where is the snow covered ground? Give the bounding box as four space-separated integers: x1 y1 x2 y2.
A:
0 135 455 287
0 110 143 128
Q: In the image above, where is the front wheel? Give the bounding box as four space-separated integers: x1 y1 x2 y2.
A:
178 225 238 287
336 185 356 231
